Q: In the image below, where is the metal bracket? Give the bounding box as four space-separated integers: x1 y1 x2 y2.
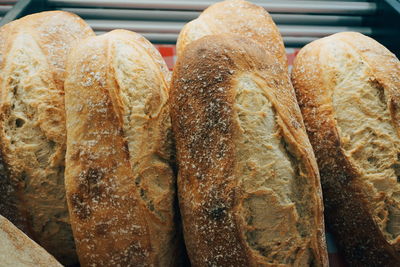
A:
0 0 46 27
372 0 400 57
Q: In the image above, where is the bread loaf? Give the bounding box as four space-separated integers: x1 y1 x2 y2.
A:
0 11 94 265
291 32 400 266
64 29 177 267
176 0 287 69
0 215 62 267
170 34 328 266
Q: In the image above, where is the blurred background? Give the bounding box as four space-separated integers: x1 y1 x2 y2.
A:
0 0 399 57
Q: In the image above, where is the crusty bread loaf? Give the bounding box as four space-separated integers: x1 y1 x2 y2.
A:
0 11 94 265
176 0 287 69
0 215 62 267
170 34 328 266
291 32 400 266
64 29 177 267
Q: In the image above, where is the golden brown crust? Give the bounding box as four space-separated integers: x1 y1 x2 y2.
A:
0 11 94 265
292 32 400 266
171 34 327 266
0 215 62 267
176 0 287 69
65 30 177 267
336 32 400 135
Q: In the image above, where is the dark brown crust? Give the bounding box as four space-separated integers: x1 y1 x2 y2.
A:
65 30 177 267
65 35 154 266
171 34 251 267
291 32 400 267
170 34 327 266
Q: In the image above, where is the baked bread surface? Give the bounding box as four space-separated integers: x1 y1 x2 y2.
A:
0 215 62 267
292 31 400 266
176 0 287 68
171 34 327 266
64 29 176 267
0 11 94 265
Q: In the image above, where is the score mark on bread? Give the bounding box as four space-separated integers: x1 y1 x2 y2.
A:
64 29 177 267
171 34 328 266
0 11 94 266
292 31 400 266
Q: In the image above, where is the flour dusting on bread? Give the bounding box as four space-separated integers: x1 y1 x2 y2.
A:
65 30 176 266
171 35 327 266
292 32 400 265
0 11 94 265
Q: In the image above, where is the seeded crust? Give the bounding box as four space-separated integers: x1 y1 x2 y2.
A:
0 215 62 267
0 11 94 265
292 32 400 266
176 0 287 69
170 35 328 266
64 30 177 267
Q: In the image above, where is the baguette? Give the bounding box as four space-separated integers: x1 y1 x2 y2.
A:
0 11 94 265
64 29 176 267
176 0 287 69
291 32 400 266
0 215 62 267
170 34 327 266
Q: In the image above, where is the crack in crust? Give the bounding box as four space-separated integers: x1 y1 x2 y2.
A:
292 31 400 266
171 34 327 266
0 11 94 266
64 30 177 267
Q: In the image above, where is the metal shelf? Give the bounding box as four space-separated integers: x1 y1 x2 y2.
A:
59 8 364 26
48 0 376 15
87 19 372 35
1 0 398 54
0 5 12 15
